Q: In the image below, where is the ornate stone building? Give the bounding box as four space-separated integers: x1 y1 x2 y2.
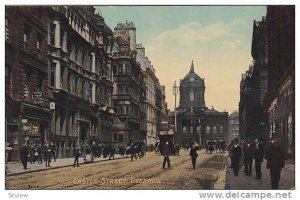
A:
239 16 268 141
5 6 115 160
175 61 228 147
5 7 52 161
136 44 159 145
229 111 239 142
47 6 114 157
264 6 295 154
112 21 147 145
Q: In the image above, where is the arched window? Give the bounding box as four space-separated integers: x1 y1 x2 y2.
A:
190 89 194 102
206 126 210 134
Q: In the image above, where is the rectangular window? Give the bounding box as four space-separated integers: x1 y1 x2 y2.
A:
74 77 78 95
118 64 123 73
37 34 42 50
50 23 56 46
24 33 27 48
87 82 93 102
219 126 224 133
125 106 129 114
113 65 117 75
206 126 211 134
190 90 194 102
113 133 118 141
213 126 217 134
50 62 56 87
119 134 124 143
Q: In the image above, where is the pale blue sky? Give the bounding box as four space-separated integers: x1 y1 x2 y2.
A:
95 6 267 113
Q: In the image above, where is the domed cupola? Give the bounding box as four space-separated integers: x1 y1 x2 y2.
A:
179 61 206 109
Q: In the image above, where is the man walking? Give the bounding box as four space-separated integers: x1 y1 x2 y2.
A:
243 140 254 176
162 142 171 169
73 146 81 167
44 143 52 167
229 138 243 176
254 139 264 179
265 138 285 189
190 145 198 169
20 144 29 170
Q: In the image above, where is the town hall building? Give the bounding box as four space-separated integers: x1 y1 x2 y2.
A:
171 61 229 147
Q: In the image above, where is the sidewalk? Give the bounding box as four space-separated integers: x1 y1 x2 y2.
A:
5 154 126 176
226 157 295 190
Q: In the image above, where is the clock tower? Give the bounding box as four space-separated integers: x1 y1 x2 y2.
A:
179 61 205 109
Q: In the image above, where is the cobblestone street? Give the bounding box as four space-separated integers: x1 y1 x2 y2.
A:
5 151 227 190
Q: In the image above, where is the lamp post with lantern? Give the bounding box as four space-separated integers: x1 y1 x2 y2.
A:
172 81 178 143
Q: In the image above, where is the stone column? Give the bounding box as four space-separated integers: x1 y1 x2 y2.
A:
91 52 96 73
54 60 61 89
92 82 96 104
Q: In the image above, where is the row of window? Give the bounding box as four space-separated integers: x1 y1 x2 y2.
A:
182 126 224 134
50 62 110 104
49 22 112 78
66 9 98 45
23 25 44 51
116 104 140 117
189 90 203 102
113 62 131 74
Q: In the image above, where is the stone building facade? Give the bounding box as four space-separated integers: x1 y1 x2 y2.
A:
228 111 239 142
175 61 229 147
239 16 268 141
136 44 158 145
5 7 52 161
264 6 295 153
47 6 114 158
112 21 147 145
5 6 114 160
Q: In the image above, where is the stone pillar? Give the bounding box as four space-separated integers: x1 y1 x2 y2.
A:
91 52 96 73
54 60 61 89
92 82 96 104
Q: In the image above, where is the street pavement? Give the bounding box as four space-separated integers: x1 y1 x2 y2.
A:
6 154 124 176
226 157 295 190
5 151 228 190
6 151 295 190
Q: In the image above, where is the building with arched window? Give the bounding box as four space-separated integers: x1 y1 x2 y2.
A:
170 61 229 148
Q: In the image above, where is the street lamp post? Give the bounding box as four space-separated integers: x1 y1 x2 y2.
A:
172 81 178 143
198 118 201 147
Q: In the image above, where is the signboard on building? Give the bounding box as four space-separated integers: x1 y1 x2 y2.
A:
32 90 43 104
50 102 55 110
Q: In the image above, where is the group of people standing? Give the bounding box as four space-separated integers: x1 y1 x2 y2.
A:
160 141 199 170
20 141 56 169
229 138 286 189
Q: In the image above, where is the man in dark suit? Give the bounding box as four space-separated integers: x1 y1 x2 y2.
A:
254 139 264 179
73 146 81 167
190 145 198 169
229 138 243 176
162 142 171 169
243 140 254 176
265 138 285 189
20 144 29 170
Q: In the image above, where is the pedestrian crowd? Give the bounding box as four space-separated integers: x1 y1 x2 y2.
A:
228 137 286 189
19 137 286 189
20 141 57 169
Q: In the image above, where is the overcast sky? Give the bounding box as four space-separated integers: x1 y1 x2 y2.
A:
95 6 267 113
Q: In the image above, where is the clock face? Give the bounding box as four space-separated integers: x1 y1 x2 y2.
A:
190 77 194 82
